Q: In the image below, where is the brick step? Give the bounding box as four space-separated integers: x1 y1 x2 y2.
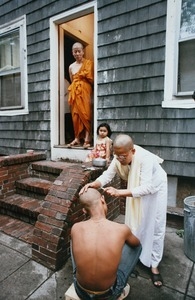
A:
0 158 78 247
15 177 53 200
0 214 34 244
30 160 77 181
0 193 43 224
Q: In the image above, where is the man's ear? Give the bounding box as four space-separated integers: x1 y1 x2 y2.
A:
82 208 87 214
100 195 105 204
132 148 136 155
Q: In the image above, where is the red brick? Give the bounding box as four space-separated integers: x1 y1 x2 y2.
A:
60 199 72 207
33 228 42 237
37 214 48 223
32 235 48 248
32 249 56 267
42 231 60 244
40 208 56 218
45 194 61 204
35 221 52 233
51 227 63 236
0 169 8 176
50 203 69 214
46 242 59 252
47 218 64 228
40 247 57 258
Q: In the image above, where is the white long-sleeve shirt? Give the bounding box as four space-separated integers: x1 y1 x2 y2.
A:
97 145 167 268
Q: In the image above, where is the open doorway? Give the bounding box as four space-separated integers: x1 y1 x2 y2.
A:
64 35 76 144
50 2 97 161
59 13 94 146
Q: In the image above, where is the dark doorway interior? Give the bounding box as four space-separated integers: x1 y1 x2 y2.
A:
64 35 76 143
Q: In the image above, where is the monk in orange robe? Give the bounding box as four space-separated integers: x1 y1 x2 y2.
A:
68 42 94 148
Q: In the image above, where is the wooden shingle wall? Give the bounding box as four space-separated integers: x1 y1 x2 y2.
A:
97 0 195 177
0 0 88 157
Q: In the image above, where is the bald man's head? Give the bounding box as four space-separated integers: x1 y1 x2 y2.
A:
113 134 134 151
79 188 101 211
72 42 84 50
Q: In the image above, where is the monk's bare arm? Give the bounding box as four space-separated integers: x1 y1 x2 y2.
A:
69 65 73 82
123 225 140 247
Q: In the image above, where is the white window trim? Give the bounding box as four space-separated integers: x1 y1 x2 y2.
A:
0 15 28 116
163 0 195 109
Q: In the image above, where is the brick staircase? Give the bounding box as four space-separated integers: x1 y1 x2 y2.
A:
0 157 77 243
0 152 122 270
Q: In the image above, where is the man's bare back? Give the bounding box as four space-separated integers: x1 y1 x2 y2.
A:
71 198 140 291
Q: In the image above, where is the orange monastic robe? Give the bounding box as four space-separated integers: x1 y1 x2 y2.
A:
68 59 94 138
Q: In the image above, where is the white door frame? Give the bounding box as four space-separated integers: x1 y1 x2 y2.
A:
50 1 97 161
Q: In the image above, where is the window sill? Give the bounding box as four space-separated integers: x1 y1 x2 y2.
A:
0 109 29 116
162 99 195 109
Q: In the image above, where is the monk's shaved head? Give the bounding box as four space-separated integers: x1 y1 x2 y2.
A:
72 42 84 50
79 188 101 211
113 134 134 151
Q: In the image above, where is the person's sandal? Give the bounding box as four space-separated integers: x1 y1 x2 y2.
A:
67 139 81 148
83 141 91 149
151 272 163 288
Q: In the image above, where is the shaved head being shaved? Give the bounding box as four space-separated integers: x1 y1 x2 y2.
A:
79 188 101 211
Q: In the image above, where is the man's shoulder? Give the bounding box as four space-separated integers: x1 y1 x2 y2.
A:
109 220 130 230
107 221 132 240
71 221 85 231
69 61 76 68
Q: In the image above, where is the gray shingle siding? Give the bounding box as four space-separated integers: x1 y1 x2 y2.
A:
96 0 195 177
0 0 194 178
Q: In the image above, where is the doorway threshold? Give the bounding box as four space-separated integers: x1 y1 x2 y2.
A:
54 144 93 150
52 145 92 162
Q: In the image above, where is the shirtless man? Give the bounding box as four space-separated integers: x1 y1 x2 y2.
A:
71 188 142 300
68 42 94 148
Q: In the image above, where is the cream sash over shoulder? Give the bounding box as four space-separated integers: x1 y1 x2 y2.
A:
115 145 163 232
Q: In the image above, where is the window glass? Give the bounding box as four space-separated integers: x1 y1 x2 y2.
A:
0 30 21 108
180 0 195 40
177 0 195 93
0 30 20 71
1 73 21 107
0 16 28 115
163 0 195 108
178 39 195 92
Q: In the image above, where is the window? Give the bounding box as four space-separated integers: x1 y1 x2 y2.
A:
163 0 195 108
0 16 28 115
